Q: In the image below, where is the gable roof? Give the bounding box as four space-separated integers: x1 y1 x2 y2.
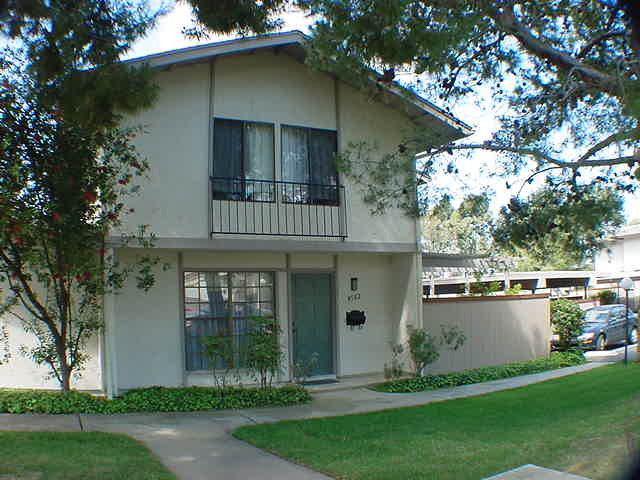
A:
125 31 472 143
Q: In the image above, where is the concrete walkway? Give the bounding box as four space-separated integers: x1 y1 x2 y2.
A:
0 362 611 479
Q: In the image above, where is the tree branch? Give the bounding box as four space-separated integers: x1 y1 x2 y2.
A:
516 166 565 196
489 5 620 94
577 128 640 163
578 29 626 58
430 142 638 168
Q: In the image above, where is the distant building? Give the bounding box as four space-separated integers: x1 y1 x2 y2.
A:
595 223 640 302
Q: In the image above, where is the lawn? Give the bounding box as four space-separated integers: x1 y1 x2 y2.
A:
234 363 640 480
0 431 176 480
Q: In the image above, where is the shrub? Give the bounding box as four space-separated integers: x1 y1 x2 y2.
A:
383 342 405 380
551 299 585 351
407 325 466 376
201 331 236 390
245 316 284 389
0 384 311 414
597 289 617 305
504 283 523 295
290 352 320 385
373 351 586 393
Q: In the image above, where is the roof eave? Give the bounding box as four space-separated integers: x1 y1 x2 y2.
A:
125 31 472 140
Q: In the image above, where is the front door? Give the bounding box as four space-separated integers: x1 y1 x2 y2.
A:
292 273 334 376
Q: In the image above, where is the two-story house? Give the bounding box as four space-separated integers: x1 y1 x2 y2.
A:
595 223 640 294
1 31 471 394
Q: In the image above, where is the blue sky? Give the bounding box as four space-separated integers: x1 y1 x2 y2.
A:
127 1 640 222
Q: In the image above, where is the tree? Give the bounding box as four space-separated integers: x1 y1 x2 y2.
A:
494 184 624 267
0 1 164 391
422 193 494 255
184 0 640 247
550 298 584 351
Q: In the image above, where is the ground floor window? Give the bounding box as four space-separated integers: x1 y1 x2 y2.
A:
183 271 274 371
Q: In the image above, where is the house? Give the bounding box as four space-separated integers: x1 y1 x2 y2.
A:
594 223 640 300
1 31 471 394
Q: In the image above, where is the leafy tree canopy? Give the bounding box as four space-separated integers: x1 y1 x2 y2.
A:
494 183 624 266
422 193 494 255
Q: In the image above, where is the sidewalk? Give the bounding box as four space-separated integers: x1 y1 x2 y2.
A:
0 362 608 480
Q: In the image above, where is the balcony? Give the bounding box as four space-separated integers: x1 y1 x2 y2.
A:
210 177 348 239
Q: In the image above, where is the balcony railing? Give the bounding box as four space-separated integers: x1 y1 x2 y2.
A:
210 177 348 238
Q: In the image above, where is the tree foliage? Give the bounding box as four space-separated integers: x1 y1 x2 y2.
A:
0 1 164 390
494 184 624 266
407 324 466 377
550 298 585 351
422 193 494 255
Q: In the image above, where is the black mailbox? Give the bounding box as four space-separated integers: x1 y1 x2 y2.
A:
346 310 366 329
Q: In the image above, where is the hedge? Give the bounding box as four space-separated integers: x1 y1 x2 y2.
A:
0 384 311 414
372 351 586 393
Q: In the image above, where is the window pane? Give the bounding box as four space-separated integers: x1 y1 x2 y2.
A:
204 287 229 306
184 270 275 371
232 287 246 302
213 119 243 200
309 129 338 205
245 122 275 201
260 302 274 317
244 123 274 180
246 302 261 315
185 303 199 318
184 272 199 287
246 287 259 303
259 286 273 302
233 303 249 316
231 272 245 287
185 288 199 302
204 271 228 288
282 126 309 203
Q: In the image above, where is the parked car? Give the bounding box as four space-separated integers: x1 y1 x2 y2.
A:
551 304 638 351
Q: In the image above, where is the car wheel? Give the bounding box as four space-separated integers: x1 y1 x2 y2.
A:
629 328 638 345
596 334 607 351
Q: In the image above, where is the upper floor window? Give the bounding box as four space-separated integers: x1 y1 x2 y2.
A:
212 118 275 201
281 125 339 206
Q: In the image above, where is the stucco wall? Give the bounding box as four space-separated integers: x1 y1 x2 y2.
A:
121 50 419 246
106 249 419 389
0 281 101 390
335 253 420 376
111 249 182 390
422 296 551 375
596 235 640 273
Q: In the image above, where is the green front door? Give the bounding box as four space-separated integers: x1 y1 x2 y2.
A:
292 273 334 376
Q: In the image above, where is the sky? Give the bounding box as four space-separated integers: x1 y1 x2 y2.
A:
127 1 640 222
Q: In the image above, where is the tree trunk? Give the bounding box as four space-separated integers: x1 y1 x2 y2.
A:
61 368 71 392
54 336 72 392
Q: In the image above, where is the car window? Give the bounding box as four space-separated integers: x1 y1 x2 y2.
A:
611 307 625 321
584 310 609 323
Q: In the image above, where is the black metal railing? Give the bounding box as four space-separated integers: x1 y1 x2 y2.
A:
210 177 347 238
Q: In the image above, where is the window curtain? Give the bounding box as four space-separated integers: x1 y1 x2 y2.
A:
281 126 309 202
309 130 338 204
213 119 243 200
244 122 274 201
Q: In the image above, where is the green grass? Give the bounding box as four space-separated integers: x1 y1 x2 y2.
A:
0 431 176 479
234 363 640 480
